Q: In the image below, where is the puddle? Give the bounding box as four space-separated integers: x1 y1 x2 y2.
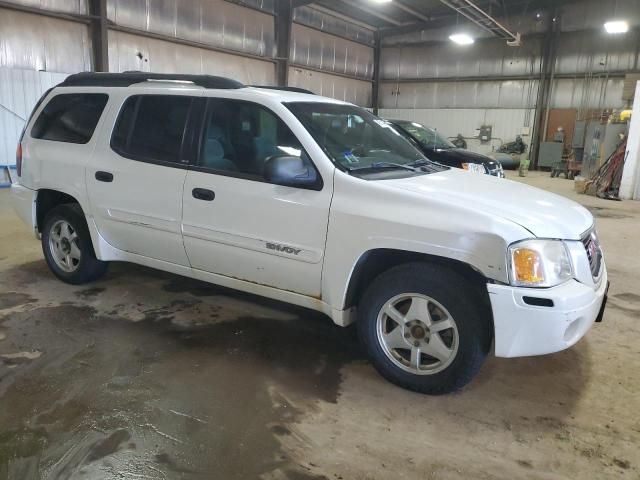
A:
0 292 35 310
0 301 361 478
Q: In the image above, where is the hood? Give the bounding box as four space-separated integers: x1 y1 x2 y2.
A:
432 148 497 166
381 168 593 240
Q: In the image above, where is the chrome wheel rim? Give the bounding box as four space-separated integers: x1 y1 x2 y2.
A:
48 220 81 273
376 293 459 375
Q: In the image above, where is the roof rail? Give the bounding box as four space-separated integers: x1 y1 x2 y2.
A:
251 85 315 95
59 72 245 89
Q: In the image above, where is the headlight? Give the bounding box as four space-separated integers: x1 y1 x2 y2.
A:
508 239 573 287
461 163 486 174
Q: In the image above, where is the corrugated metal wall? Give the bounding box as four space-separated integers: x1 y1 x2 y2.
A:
293 5 374 46
289 66 372 106
107 0 275 58
290 23 373 81
108 30 275 84
1 0 86 14
381 38 541 81
0 9 91 72
380 80 539 109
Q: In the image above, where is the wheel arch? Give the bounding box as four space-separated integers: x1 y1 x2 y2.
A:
36 189 85 233
343 249 494 331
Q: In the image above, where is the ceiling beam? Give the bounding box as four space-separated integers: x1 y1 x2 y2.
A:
393 1 431 23
378 0 572 39
377 15 454 38
338 0 406 27
305 4 377 31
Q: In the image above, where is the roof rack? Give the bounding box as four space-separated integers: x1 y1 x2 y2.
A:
59 72 245 89
251 85 315 95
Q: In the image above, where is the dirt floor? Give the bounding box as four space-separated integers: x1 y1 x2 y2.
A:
0 171 639 480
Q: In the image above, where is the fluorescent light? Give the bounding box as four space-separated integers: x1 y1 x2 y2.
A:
604 20 629 34
370 0 392 3
449 33 474 45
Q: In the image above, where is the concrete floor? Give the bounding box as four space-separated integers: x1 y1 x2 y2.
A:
0 171 639 480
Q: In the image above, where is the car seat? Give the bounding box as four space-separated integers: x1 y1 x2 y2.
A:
202 126 237 171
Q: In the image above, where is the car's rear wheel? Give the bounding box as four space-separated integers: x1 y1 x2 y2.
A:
358 262 491 395
42 204 108 284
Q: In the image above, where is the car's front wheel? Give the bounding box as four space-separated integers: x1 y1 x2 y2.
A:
358 262 491 395
42 204 108 284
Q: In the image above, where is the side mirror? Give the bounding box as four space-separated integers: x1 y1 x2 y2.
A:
264 153 321 190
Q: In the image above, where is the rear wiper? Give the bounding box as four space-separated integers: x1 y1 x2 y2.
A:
347 162 419 173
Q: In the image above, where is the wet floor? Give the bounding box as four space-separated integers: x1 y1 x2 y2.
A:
1 175 640 479
0 260 360 479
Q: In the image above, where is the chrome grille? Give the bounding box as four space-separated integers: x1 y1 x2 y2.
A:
581 229 603 278
487 164 504 177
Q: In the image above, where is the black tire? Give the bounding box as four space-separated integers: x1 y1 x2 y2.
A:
357 262 491 395
41 204 108 285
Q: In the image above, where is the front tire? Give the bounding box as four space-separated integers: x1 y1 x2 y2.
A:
358 262 491 395
42 204 108 285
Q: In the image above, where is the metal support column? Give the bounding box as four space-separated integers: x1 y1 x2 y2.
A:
88 0 109 72
275 0 293 87
372 30 382 115
530 11 559 169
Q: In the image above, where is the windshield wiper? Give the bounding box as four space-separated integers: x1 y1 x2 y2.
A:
346 162 419 173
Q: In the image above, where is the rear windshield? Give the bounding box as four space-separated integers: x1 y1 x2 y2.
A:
31 93 108 144
395 121 455 150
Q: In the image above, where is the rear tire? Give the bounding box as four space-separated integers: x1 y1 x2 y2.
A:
357 262 491 395
42 204 108 285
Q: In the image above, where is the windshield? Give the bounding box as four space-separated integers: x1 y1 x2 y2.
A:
286 102 428 172
396 121 455 150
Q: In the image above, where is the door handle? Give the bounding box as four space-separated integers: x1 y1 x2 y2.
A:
95 171 113 182
192 188 215 201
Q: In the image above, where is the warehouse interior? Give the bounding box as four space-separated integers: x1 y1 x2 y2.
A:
1 0 640 478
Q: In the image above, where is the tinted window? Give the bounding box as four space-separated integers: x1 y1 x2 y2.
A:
112 95 192 163
31 93 108 144
199 99 304 179
111 96 137 152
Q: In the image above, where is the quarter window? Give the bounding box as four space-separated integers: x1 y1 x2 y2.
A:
199 99 304 180
111 95 192 164
31 93 108 144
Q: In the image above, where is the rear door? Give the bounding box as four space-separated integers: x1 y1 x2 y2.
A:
181 98 332 297
86 92 201 266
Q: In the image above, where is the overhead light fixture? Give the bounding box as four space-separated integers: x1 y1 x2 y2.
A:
370 0 392 3
604 20 629 34
449 33 474 45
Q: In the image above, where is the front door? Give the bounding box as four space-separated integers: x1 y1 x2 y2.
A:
87 93 199 266
181 98 332 297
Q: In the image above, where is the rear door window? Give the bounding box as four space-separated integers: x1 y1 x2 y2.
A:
111 95 192 164
31 93 108 144
198 98 304 180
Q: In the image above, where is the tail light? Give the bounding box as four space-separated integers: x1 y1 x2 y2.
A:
16 143 23 177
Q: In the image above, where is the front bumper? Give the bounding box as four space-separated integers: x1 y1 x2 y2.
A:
488 266 608 357
10 183 38 236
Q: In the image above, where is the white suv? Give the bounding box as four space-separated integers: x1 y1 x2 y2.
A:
11 72 608 394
